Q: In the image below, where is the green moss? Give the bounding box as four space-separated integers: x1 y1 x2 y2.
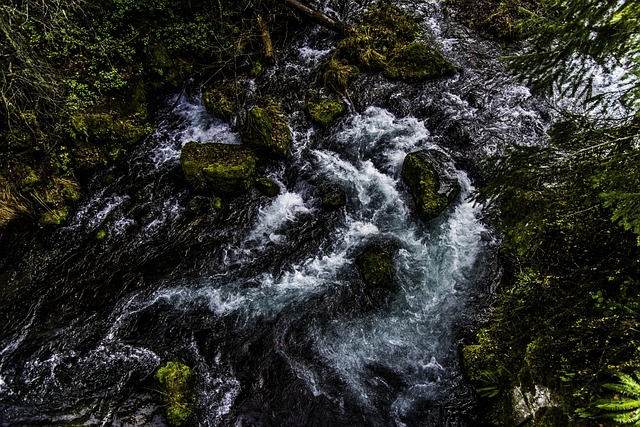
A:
320 184 347 210
241 98 292 159
155 361 194 427
323 59 360 95
180 141 257 195
254 177 280 197
202 83 243 122
306 99 347 127
356 245 394 289
96 229 108 240
401 152 456 222
211 196 223 210
331 3 456 89
39 206 70 227
384 42 457 82
68 113 151 147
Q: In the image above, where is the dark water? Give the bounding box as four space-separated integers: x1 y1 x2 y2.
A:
0 1 548 426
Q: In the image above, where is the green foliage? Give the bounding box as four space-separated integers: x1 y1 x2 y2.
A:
444 0 541 41
508 0 640 113
596 372 640 424
155 361 194 427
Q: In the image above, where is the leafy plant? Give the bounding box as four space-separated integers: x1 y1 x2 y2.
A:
596 371 640 424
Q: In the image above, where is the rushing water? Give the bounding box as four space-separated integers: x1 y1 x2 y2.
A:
0 1 548 426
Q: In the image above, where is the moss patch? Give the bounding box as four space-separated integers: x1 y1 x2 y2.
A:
202 82 244 122
356 244 394 289
306 98 347 127
323 59 360 95
155 361 194 427
180 141 257 195
320 183 347 210
241 98 292 159
384 42 457 82
401 152 458 222
328 3 456 92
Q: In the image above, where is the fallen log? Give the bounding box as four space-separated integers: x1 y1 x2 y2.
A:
257 15 275 64
279 0 351 34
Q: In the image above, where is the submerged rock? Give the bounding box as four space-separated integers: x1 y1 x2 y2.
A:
401 150 460 223
356 244 394 289
255 177 280 197
241 98 292 159
180 141 257 196
319 183 347 210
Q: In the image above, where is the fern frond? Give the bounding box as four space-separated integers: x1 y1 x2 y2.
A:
602 373 640 398
597 397 640 412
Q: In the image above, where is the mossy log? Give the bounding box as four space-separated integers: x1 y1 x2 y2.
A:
180 142 257 196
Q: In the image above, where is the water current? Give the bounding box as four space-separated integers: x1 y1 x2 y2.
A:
0 1 549 425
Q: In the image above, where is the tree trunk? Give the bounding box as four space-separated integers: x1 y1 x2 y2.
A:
279 0 351 34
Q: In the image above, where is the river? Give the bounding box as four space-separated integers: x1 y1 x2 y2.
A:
0 1 548 425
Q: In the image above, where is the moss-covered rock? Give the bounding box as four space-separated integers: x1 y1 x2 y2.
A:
241 98 292 159
320 183 347 210
401 150 460 223
180 141 257 195
202 83 243 122
331 3 456 90
254 177 280 197
306 98 347 127
68 112 150 148
35 176 82 227
155 361 194 427
323 59 360 95
384 42 457 82
356 244 394 289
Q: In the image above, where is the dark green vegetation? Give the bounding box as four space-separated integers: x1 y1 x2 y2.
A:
0 0 301 229
445 0 542 41
155 361 195 426
356 244 394 290
458 0 640 425
180 142 257 196
325 3 456 93
306 97 347 127
401 151 459 223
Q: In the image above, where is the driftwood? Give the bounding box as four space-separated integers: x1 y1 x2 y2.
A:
279 0 351 34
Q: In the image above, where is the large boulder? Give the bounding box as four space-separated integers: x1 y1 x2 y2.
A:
241 98 292 159
180 141 257 196
401 150 460 223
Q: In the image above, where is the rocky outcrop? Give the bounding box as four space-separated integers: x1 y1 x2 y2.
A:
180 142 257 196
401 149 460 223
